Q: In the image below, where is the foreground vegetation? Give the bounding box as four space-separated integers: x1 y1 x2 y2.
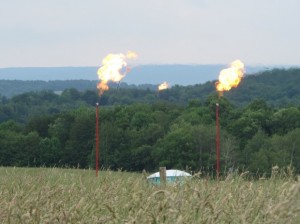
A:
0 167 299 223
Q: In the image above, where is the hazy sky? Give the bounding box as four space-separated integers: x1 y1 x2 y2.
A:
1 0 299 67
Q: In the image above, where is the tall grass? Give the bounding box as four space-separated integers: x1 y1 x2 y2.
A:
0 167 299 223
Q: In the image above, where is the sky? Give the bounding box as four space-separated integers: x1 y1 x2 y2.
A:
1 0 300 67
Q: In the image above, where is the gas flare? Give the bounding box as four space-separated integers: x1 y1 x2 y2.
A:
215 60 245 93
158 82 169 91
97 51 137 95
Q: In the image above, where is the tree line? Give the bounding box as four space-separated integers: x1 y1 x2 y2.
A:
0 68 300 175
0 94 300 175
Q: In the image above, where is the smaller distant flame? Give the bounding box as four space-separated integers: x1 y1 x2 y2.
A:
215 60 245 93
97 51 137 95
158 82 169 91
126 51 138 59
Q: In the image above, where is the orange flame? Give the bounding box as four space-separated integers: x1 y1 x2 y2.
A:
215 60 245 93
97 51 137 95
158 82 169 91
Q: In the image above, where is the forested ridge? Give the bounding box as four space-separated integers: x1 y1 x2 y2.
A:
0 68 300 175
0 80 158 98
1 68 300 107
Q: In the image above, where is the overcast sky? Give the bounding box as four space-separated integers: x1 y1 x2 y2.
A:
1 0 299 67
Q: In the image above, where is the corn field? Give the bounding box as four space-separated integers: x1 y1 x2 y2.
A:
0 167 299 223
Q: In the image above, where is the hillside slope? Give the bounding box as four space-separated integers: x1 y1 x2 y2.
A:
149 68 300 107
226 68 300 106
0 68 299 107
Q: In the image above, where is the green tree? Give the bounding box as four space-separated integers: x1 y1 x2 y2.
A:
39 137 62 166
243 130 272 173
48 113 74 146
26 115 55 138
62 108 95 168
269 128 300 172
228 99 272 149
0 123 41 167
270 107 300 135
152 122 198 170
131 145 154 171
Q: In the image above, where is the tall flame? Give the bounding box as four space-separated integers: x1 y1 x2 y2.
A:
97 51 137 95
215 60 245 93
158 82 169 91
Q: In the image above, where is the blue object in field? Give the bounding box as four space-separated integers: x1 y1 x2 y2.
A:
147 169 192 185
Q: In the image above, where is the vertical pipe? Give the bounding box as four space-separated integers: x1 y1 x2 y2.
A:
95 102 99 177
216 103 220 178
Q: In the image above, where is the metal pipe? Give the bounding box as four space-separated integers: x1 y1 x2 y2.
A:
216 103 220 178
95 102 99 177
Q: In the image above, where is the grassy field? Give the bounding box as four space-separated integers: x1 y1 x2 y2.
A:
0 167 299 223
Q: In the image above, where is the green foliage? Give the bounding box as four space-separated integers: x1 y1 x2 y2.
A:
153 122 198 170
39 137 61 166
0 121 41 166
1 68 300 174
270 107 300 135
62 108 95 168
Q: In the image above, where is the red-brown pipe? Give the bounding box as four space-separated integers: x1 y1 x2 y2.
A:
95 102 99 177
216 103 220 178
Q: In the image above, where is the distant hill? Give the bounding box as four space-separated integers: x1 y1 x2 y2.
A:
0 64 265 85
1 67 299 108
0 80 97 98
157 68 300 107
225 68 300 107
0 80 159 98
